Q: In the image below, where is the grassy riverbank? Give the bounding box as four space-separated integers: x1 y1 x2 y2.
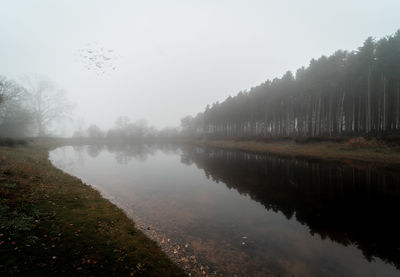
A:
0 142 186 276
195 138 400 167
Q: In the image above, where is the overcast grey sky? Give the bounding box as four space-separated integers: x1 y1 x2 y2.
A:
1 0 399 133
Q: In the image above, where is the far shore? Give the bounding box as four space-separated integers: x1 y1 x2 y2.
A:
3 135 400 168
193 139 400 169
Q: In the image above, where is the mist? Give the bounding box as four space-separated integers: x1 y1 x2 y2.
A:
1 0 399 136
3 2 400 276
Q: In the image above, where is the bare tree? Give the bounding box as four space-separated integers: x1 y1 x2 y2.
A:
23 76 73 137
0 76 33 137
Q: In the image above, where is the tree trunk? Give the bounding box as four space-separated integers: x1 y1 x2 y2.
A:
366 66 371 133
383 75 387 132
397 81 400 129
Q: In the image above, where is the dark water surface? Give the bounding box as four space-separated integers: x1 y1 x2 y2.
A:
49 144 400 277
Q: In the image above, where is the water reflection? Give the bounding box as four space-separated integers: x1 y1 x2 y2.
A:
71 143 180 164
49 144 400 276
106 143 179 164
181 146 400 270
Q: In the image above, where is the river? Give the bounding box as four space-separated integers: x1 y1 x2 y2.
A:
49 144 400 277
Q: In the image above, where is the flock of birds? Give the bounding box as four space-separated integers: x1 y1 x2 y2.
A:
77 43 118 75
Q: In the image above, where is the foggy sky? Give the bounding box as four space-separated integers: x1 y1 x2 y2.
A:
1 0 399 134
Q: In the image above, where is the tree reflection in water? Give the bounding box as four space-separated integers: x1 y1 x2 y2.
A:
180 146 400 269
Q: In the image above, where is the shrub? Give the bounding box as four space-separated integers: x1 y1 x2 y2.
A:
0 138 28 147
294 136 347 144
341 137 386 149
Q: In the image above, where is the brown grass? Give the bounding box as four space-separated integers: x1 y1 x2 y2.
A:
195 138 400 168
341 137 387 149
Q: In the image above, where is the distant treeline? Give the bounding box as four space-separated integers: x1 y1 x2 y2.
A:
75 116 180 140
181 30 400 138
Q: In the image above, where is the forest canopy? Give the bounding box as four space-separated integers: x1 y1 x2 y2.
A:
181 30 400 138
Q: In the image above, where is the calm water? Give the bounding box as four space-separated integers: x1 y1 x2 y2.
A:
49 144 400 277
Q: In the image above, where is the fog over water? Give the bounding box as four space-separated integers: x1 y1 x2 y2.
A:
1 0 399 134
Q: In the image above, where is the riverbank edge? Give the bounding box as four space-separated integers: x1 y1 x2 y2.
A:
192 139 400 168
0 141 186 276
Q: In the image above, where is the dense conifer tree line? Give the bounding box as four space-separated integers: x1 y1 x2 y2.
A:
182 31 400 138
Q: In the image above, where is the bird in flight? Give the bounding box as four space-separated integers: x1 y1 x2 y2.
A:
77 43 118 75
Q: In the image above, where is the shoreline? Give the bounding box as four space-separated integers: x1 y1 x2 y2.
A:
84 183 216 277
193 139 400 169
0 142 186 276
2 138 399 275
